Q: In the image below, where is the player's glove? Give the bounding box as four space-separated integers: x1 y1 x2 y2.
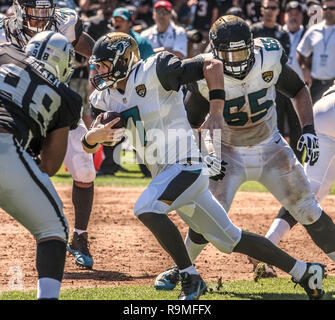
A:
297 125 319 166
203 154 227 181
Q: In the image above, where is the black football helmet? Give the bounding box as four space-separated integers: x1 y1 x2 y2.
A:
89 32 140 91
13 0 55 34
209 15 255 79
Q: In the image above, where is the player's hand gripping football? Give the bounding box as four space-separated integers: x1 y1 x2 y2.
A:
203 154 227 181
297 125 319 166
89 113 125 146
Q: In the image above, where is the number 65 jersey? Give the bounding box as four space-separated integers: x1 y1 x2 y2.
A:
0 43 82 157
197 37 286 146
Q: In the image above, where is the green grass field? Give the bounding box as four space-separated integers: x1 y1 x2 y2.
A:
2 152 335 301
51 151 335 193
1 276 335 300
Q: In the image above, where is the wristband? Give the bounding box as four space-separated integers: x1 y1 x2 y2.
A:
209 89 226 101
81 133 98 149
302 124 315 135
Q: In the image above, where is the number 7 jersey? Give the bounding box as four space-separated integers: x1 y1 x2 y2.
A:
197 37 285 146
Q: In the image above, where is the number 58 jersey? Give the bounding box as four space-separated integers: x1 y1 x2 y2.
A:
0 43 82 157
197 37 286 146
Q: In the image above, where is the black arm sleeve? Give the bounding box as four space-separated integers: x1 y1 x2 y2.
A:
184 82 210 128
72 18 84 47
156 52 204 91
276 63 305 98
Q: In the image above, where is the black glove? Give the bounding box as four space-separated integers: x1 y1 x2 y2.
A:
297 125 319 166
203 154 227 181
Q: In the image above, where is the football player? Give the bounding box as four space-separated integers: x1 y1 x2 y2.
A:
154 15 335 294
0 31 82 299
83 32 326 300
256 83 335 277
0 0 97 269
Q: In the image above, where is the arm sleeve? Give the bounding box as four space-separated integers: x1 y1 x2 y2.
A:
276 63 305 98
156 52 204 91
184 89 210 128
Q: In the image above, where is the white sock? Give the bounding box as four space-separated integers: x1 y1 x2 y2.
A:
327 251 335 262
179 265 199 276
74 228 86 235
289 261 307 282
37 278 61 299
265 218 291 246
185 233 207 263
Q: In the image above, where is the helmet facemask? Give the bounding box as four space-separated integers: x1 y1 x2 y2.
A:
14 0 55 35
209 15 255 80
212 40 254 79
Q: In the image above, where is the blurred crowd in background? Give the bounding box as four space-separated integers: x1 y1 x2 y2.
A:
1 0 334 177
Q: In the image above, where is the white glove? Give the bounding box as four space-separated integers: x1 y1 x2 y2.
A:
203 154 227 181
297 125 319 166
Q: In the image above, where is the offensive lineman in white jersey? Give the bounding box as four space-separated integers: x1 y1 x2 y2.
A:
254 83 335 276
154 15 335 294
0 0 97 269
83 31 327 300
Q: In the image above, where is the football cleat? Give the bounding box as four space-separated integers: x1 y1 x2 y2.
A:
292 263 326 300
67 232 94 269
154 265 180 290
178 272 207 300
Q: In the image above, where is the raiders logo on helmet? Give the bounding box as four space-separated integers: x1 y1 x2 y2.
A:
262 71 274 83
136 84 146 97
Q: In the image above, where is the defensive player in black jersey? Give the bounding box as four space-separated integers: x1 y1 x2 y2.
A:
0 0 97 270
0 31 82 299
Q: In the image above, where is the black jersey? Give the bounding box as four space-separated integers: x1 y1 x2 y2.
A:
0 43 82 157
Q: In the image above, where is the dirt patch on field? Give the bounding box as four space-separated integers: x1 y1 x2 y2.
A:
0 186 335 293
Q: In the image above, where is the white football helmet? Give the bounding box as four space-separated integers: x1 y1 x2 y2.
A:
25 31 75 83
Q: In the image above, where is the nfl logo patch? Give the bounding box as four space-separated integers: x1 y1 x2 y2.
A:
136 84 146 97
262 71 274 83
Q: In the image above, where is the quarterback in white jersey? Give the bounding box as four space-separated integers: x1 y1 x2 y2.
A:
0 0 97 269
83 31 327 300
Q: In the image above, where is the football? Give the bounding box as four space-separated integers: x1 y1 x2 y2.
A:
100 111 126 146
100 111 126 128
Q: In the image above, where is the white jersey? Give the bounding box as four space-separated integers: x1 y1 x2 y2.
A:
197 37 284 146
90 55 201 178
314 84 335 139
0 7 82 47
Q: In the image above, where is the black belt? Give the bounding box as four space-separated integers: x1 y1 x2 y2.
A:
312 78 334 85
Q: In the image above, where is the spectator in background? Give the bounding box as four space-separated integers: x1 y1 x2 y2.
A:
241 0 263 24
186 0 220 56
297 0 335 102
278 1 307 159
84 0 116 40
118 0 154 30
141 0 188 59
251 0 291 54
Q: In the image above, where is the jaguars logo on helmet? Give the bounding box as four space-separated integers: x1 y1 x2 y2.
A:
209 15 255 80
89 32 140 91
